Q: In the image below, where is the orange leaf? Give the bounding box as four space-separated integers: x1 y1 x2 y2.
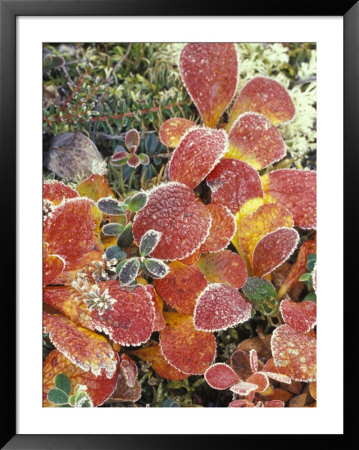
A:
228 76 295 128
262 169 316 229
154 261 207 315
200 204 236 253
194 283 252 332
207 159 263 214
76 174 115 201
160 312 216 375
43 243 65 286
271 324 316 382
159 117 196 147
131 342 188 381
43 313 118 378
180 43 239 127
237 203 294 265
133 182 212 261
43 349 119 407
178 248 201 266
246 372 269 393
227 113 286 170
197 250 247 289
252 228 299 277
169 127 227 189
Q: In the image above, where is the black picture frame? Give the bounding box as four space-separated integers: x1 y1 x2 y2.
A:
1 1 355 448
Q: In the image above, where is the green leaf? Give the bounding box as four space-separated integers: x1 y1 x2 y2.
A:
142 258 169 279
306 253 316 271
97 198 125 216
55 374 71 396
303 291 317 303
139 229 162 257
127 192 148 213
139 153 150 165
119 258 140 285
117 223 134 247
105 245 127 261
102 223 124 236
299 272 312 282
162 398 180 407
145 133 158 154
116 259 128 274
47 388 69 405
242 277 279 316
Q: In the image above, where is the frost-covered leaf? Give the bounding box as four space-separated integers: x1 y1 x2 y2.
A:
139 229 162 257
128 192 148 213
154 261 207 315
119 354 138 388
43 313 118 378
143 284 166 332
227 113 286 170
111 151 129 166
262 169 316 229
43 198 103 281
246 372 269 393
312 264 317 294
200 204 236 253
118 258 140 285
180 43 239 127
242 277 279 316
229 350 253 381
168 127 227 189
55 373 72 396
237 203 294 265
43 350 119 407
117 223 134 248
125 129 140 152
102 223 124 237
264 400 285 407
160 312 216 375
229 399 255 407
178 248 201 266
142 258 169 279
43 180 79 204
262 357 292 384
204 363 239 390
249 349 258 373
159 118 196 147
77 174 114 202
197 250 247 289
194 283 252 332
271 324 316 382
127 154 141 168
47 388 69 405
97 197 125 216
207 158 263 214
105 245 127 261
43 244 65 286
228 76 295 128
252 228 299 277
131 341 188 381
139 153 150 165
280 299 316 333
133 182 212 261
109 372 141 403
230 380 258 396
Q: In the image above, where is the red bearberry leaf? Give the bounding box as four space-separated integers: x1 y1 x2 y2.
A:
252 228 299 277
204 363 239 390
278 239 316 299
228 76 295 128
109 372 141 403
43 285 83 323
230 380 259 396
227 113 286 170
280 299 317 333
43 243 65 286
197 250 247 289
76 174 115 201
180 43 239 127
200 204 236 253
43 198 103 278
264 400 285 407
87 282 155 347
249 349 258 373
229 399 255 407
271 324 316 382
125 129 140 152
194 283 252 332
262 357 292 384
207 159 263 214
160 312 216 375
154 261 207 315
119 354 138 388
131 341 189 381
169 127 228 189
178 248 201 266
262 169 316 229
159 118 196 147
238 203 294 265
43 313 118 378
127 154 141 168
246 372 269 393
133 182 212 260
43 350 119 407
143 284 166 332
43 180 79 204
